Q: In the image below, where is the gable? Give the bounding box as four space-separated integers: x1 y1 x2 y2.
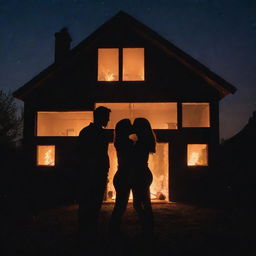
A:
13 11 236 102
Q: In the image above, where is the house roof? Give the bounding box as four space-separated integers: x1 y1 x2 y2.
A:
224 111 256 145
13 11 237 100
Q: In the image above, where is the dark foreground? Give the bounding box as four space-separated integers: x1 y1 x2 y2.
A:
1 202 256 256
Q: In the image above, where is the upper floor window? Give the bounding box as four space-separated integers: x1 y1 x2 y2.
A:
97 48 145 82
98 48 119 81
182 103 210 127
123 48 144 81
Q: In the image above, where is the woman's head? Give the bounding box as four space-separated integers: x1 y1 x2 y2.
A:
133 118 156 153
114 119 132 146
115 118 132 134
133 118 152 134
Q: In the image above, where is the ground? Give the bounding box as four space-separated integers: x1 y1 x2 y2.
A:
1 202 256 256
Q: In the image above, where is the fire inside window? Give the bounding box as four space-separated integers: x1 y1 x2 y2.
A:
187 144 208 166
98 48 144 81
37 145 55 166
182 103 210 127
98 48 119 81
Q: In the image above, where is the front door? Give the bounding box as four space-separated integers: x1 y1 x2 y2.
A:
106 142 169 202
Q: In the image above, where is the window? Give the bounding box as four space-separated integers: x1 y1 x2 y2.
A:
187 144 208 166
123 48 144 81
98 48 119 81
37 111 93 136
37 145 55 166
97 48 145 82
182 103 210 127
95 102 177 129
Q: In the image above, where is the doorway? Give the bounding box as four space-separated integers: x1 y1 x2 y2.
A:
106 143 169 202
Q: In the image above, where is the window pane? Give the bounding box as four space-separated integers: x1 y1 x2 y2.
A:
37 145 55 166
182 103 210 127
106 143 169 201
95 103 131 129
95 103 177 129
123 48 144 81
98 48 119 81
133 103 177 129
37 112 93 136
187 144 208 166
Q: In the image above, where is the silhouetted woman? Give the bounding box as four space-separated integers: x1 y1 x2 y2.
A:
108 119 134 234
132 117 156 235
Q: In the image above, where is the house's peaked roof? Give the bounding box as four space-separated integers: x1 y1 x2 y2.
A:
13 11 237 100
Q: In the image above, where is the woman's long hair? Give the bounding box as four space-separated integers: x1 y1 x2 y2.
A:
114 119 132 150
133 118 156 153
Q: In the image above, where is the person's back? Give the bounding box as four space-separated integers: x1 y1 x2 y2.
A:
77 122 109 178
131 118 156 236
115 137 133 170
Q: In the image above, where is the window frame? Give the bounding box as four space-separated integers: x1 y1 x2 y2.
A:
181 102 210 128
97 48 119 82
36 111 93 137
186 143 209 167
95 102 178 130
97 47 145 83
37 145 56 167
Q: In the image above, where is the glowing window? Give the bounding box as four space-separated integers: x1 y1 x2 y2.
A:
123 48 144 81
182 103 210 127
37 111 93 136
106 143 169 201
187 144 208 166
98 48 119 81
37 145 55 166
95 102 177 129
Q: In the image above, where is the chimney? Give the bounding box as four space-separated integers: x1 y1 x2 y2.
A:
54 28 72 63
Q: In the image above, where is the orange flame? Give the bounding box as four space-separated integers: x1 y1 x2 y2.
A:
44 149 54 166
188 152 200 166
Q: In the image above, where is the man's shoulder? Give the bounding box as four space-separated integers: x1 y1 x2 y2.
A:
79 123 94 136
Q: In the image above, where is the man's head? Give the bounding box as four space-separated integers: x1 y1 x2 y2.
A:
93 106 111 127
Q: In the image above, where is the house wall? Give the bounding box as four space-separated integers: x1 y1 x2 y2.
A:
23 101 219 203
21 24 221 204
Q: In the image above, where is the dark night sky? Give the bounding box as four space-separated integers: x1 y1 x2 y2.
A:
1 0 256 139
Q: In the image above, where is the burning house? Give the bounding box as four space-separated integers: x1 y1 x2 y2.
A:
13 11 236 203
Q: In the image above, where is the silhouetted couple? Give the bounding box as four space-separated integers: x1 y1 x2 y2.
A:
109 118 155 237
76 106 156 251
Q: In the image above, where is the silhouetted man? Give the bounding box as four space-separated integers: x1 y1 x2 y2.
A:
76 106 111 247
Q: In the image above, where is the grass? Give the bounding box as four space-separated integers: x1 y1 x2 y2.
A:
1 202 256 256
